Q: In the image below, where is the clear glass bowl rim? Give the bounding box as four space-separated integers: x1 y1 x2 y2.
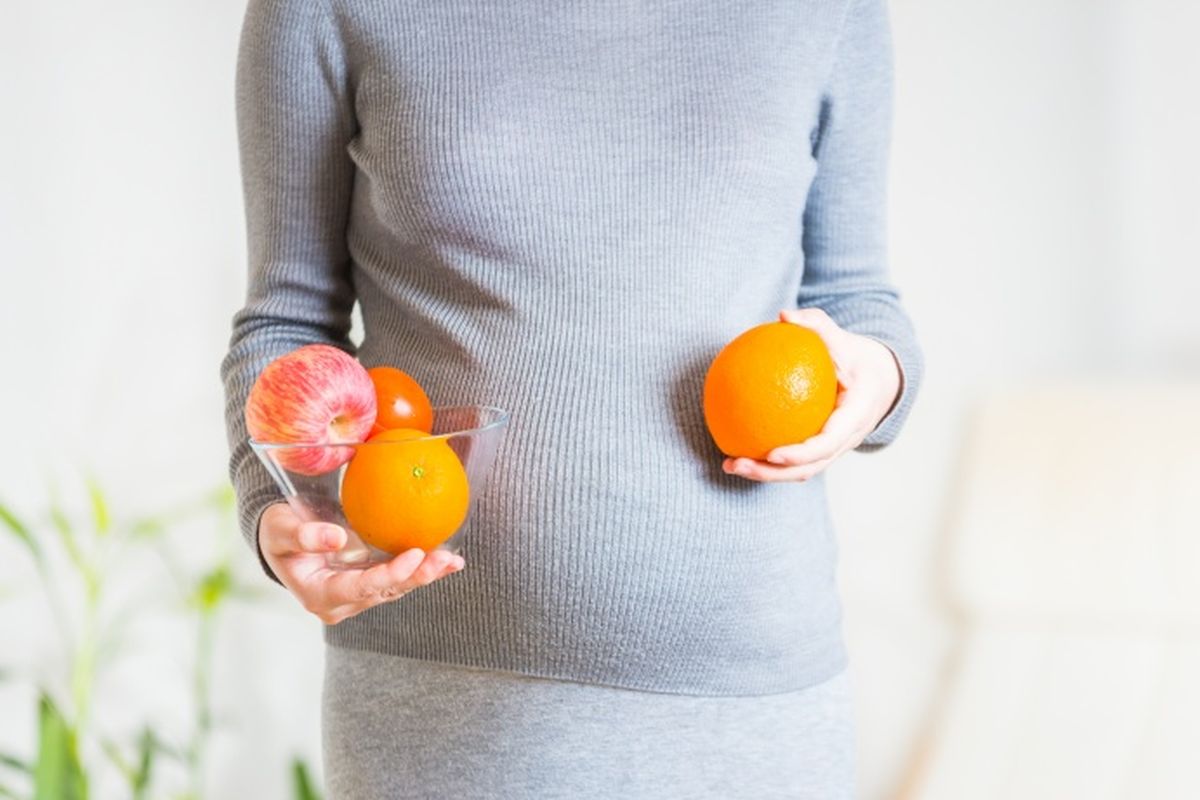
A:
246 403 510 451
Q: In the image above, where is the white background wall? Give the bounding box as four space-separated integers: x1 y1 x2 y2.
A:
1 1 1197 797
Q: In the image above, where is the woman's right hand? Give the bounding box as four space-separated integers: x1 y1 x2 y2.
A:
258 502 465 625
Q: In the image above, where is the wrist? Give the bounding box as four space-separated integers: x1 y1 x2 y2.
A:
862 336 903 429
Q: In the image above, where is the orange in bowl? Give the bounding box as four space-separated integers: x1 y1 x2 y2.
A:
367 365 434 437
340 427 470 554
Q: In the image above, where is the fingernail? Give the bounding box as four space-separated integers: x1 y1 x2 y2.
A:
450 558 465 572
766 452 786 465
321 526 341 548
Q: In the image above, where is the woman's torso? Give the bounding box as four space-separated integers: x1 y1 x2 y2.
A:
327 0 852 694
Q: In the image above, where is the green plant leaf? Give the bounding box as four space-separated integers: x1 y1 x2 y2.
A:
291 758 322 800
0 751 31 773
132 728 155 799
33 694 87 800
85 476 110 538
208 484 237 514
0 500 42 564
146 733 184 765
129 516 167 540
49 503 72 542
191 565 234 613
47 491 88 580
99 738 132 780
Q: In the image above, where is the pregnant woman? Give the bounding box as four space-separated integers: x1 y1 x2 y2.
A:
220 0 923 796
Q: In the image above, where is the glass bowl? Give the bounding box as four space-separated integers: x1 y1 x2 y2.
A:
249 404 509 569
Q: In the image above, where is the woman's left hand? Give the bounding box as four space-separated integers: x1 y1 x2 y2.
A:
722 308 902 483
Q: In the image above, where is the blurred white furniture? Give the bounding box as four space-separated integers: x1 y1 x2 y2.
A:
898 382 1200 800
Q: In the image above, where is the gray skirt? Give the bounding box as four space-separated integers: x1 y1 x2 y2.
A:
321 644 857 799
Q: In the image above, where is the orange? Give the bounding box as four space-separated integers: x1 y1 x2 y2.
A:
366 366 434 437
702 321 837 460
340 427 470 553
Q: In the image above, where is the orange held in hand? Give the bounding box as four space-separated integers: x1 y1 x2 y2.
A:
702 320 837 460
340 428 470 554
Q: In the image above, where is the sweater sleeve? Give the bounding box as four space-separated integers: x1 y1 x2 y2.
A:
797 0 923 451
219 0 358 582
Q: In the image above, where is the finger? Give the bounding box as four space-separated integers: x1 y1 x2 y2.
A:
724 455 834 483
398 548 464 590
296 521 348 553
779 307 843 343
342 549 465 617
429 551 468 580
317 547 427 609
764 398 870 466
778 308 858 389
325 548 464 612
259 505 346 558
319 551 466 624
257 503 303 558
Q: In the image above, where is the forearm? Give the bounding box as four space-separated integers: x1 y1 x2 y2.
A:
221 0 359 580
797 0 923 451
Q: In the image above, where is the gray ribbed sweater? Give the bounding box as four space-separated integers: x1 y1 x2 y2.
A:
220 0 922 696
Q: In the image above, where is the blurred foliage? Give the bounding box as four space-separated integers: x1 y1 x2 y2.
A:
33 696 86 800
0 479 321 800
291 760 321 800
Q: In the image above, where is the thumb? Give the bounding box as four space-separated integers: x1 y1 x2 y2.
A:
778 307 842 343
260 502 345 557
295 521 347 553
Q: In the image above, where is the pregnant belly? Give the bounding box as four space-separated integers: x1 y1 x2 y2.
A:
338 318 846 692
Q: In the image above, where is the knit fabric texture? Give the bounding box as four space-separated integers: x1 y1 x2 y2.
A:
220 0 923 695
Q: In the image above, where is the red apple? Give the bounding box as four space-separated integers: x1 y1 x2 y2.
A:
245 344 377 475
